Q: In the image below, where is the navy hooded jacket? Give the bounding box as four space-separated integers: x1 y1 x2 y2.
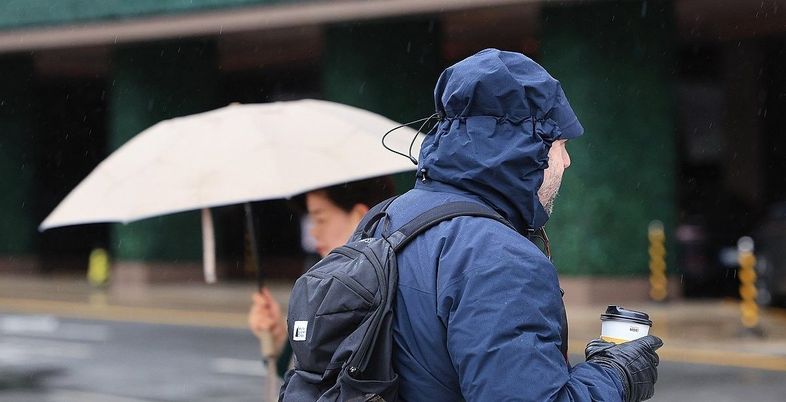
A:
380 49 624 401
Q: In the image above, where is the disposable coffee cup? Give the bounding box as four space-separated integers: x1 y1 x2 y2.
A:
600 305 652 344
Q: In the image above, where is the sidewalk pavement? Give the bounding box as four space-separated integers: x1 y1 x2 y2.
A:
1 274 785 371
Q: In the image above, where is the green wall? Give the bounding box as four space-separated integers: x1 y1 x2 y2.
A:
322 18 441 193
108 40 220 261
0 0 300 30
540 1 677 276
0 56 36 254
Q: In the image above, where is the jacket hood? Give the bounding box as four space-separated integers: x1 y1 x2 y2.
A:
416 48 583 231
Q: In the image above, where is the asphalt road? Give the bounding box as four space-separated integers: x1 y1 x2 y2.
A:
1 312 784 402
652 361 786 402
0 313 269 402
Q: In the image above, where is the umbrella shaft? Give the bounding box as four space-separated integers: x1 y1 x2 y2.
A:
201 208 216 283
244 203 264 289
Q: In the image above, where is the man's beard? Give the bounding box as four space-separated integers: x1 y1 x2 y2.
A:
538 174 562 216
542 189 559 215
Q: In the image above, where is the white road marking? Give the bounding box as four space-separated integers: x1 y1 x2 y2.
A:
1 314 58 332
43 390 159 402
0 337 93 362
211 357 268 377
0 314 109 342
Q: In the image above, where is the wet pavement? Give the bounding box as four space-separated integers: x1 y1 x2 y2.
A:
0 314 268 401
1 274 785 401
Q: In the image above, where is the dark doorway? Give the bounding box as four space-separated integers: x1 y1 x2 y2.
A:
33 78 110 272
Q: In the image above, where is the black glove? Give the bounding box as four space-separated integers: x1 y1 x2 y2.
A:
585 335 663 402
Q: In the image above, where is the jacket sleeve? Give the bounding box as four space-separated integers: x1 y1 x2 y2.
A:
439 237 623 402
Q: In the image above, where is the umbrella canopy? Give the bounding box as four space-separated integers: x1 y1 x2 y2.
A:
40 99 423 230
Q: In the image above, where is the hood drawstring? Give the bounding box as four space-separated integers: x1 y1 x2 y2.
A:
381 112 441 165
419 168 428 183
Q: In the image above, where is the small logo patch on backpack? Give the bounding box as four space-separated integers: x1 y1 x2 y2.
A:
293 321 308 341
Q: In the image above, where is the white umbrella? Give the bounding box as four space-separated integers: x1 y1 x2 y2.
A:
41 99 424 280
40 99 424 401
40 99 423 283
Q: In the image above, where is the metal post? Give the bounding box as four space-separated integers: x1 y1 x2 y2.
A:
648 220 668 302
737 236 762 335
87 248 110 287
87 247 110 308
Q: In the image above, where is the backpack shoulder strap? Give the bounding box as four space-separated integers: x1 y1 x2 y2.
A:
387 201 516 252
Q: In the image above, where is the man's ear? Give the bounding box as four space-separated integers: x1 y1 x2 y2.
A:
350 203 370 221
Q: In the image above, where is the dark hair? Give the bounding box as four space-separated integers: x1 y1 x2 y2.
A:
293 176 396 213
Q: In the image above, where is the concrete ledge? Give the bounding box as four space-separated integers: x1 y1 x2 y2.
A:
0 255 40 274
111 255 307 285
559 275 683 306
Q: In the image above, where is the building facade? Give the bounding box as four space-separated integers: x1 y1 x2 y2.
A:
1 0 784 298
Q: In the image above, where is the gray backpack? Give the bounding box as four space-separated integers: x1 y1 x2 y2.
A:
279 197 514 402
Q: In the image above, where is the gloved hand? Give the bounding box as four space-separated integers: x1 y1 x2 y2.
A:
585 335 663 402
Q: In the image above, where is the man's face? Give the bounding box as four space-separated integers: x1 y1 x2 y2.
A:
538 139 571 215
305 191 366 257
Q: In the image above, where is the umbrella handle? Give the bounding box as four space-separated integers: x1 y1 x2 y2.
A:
265 357 279 402
260 331 279 401
259 330 277 359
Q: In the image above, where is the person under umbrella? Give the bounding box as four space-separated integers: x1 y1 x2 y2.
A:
247 177 395 377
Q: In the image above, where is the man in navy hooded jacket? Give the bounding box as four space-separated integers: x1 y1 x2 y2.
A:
381 49 662 401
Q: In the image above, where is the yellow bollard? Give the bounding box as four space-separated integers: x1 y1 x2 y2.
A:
737 237 761 331
648 221 668 302
87 248 110 287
